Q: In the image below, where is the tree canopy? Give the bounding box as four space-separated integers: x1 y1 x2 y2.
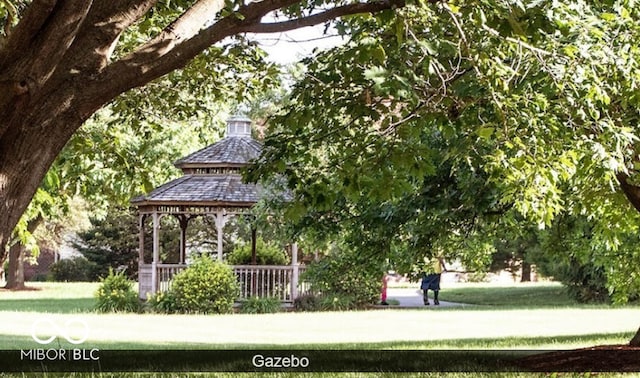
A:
248 1 640 302
0 0 410 263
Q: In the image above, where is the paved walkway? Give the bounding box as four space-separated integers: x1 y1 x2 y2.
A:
384 287 469 308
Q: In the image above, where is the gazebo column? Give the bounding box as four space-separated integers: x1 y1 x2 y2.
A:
214 211 227 261
177 215 190 264
138 214 146 266
291 243 299 300
151 212 160 294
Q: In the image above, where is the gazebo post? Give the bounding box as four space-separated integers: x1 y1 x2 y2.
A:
138 214 146 266
214 211 226 261
151 212 160 294
177 215 189 264
291 243 299 300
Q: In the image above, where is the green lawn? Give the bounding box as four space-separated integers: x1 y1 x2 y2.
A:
0 282 98 313
2 282 638 375
440 281 579 307
0 281 638 351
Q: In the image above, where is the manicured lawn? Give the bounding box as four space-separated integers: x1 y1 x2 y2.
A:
0 282 99 313
440 281 579 307
1 281 637 351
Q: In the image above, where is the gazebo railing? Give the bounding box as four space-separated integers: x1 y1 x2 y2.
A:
139 263 308 302
234 265 308 302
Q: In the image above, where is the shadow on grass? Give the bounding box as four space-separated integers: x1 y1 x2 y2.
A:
0 298 96 313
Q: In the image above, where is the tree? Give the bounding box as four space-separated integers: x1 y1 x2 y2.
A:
0 0 412 264
247 1 640 343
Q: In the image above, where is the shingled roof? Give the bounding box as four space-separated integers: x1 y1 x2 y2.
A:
131 117 263 208
174 136 262 169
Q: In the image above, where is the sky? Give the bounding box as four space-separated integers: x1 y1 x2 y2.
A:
249 23 345 64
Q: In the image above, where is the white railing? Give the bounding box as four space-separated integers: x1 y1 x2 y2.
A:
138 263 308 302
233 265 307 302
157 264 186 293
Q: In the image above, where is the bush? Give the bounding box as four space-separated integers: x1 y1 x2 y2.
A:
319 293 357 311
30 273 53 282
169 257 239 314
227 237 289 265
95 269 140 313
558 262 610 303
240 296 282 314
145 291 178 314
302 249 381 309
293 293 322 312
50 257 95 282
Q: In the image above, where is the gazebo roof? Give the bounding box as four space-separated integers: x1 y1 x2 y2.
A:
174 136 262 169
131 116 263 211
131 175 261 207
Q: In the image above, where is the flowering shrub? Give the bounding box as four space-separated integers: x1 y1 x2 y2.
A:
95 269 140 313
145 291 178 313
169 257 239 314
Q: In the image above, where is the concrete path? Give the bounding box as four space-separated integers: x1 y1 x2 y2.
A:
385 287 469 308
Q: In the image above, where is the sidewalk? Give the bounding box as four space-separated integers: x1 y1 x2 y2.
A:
385 287 469 308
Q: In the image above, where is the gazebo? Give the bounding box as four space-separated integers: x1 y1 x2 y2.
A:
132 116 302 301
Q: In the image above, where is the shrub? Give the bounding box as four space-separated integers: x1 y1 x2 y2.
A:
240 296 282 314
558 262 610 303
95 269 140 313
169 257 239 314
293 293 322 312
319 293 356 311
146 291 178 314
50 257 95 282
301 249 380 309
227 237 289 265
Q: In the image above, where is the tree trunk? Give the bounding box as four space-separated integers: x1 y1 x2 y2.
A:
630 327 640 347
520 261 531 282
4 243 25 290
4 215 43 289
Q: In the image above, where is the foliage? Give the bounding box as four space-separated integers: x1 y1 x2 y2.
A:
247 1 640 309
293 293 323 312
72 207 140 280
239 296 282 314
169 257 239 314
95 269 140 313
50 257 95 282
226 237 289 265
533 215 615 303
145 291 179 314
318 293 357 311
301 246 381 308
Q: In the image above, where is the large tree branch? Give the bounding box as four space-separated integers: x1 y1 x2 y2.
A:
0 0 93 140
240 0 405 33
0 0 58 70
56 0 159 73
616 172 640 213
92 0 409 112
151 0 226 45
18 0 92 85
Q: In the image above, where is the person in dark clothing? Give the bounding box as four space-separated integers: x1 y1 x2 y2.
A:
420 257 446 305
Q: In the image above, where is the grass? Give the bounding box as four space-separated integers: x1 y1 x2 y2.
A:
439 281 579 307
1 281 638 351
0 282 98 314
